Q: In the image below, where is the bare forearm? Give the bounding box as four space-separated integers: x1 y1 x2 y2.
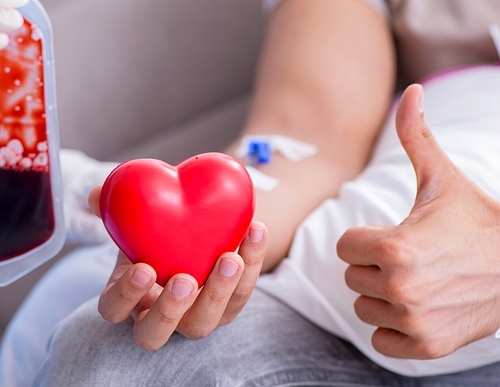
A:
229 0 396 271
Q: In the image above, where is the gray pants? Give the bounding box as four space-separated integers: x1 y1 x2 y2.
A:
33 289 500 387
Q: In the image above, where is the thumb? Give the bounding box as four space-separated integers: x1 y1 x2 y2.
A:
88 185 102 218
396 84 455 196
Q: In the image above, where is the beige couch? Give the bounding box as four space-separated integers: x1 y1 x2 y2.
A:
0 0 265 337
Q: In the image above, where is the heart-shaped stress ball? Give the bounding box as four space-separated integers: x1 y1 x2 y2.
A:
100 153 255 287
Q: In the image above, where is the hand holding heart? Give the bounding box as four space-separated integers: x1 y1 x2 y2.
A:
99 154 256 287
337 84 500 360
88 154 267 351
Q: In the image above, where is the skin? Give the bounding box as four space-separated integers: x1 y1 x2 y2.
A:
338 84 500 359
89 186 267 351
228 0 395 272
94 0 396 351
92 0 500 359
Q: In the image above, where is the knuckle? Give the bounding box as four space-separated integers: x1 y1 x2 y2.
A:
220 303 243 325
217 290 251 324
336 228 357 257
384 276 409 304
344 265 360 290
353 298 377 325
133 333 162 351
115 285 139 305
241 249 263 268
398 312 426 337
383 271 421 306
180 323 213 339
413 339 447 360
376 234 415 269
205 288 228 305
156 304 180 326
375 237 401 261
97 308 112 323
102 314 122 325
97 298 121 324
231 286 253 305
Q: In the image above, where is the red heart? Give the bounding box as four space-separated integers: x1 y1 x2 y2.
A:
100 153 255 287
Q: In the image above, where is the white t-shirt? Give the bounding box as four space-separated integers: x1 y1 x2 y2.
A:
258 0 500 377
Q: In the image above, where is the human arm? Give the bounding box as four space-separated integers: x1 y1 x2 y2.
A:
337 84 500 359
87 0 395 348
227 0 396 272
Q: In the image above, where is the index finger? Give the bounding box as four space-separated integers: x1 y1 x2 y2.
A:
372 327 444 360
98 253 157 324
337 225 392 266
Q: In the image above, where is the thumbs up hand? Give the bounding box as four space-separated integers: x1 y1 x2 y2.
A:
337 84 500 360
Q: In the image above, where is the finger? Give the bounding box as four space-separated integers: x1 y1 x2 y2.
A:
354 296 433 359
177 252 244 338
356 297 450 360
372 327 446 360
106 252 136 284
133 274 198 350
222 221 267 323
395 84 456 196
88 185 102 218
98 261 156 324
353 296 400 331
371 328 416 359
337 225 393 266
344 265 387 300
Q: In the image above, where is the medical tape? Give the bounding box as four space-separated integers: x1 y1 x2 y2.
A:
237 135 318 191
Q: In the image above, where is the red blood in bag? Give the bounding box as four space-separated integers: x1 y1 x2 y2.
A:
0 169 54 260
0 20 55 260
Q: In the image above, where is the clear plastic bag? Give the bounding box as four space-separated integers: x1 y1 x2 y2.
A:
0 0 65 286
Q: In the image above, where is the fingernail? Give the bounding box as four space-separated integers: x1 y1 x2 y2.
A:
132 268 152 287
172 279 194 299
248 227 264 243
219 258 239 278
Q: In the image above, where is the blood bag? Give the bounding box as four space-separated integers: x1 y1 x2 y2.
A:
0 0 65 286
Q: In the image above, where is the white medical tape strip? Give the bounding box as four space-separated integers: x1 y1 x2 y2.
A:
489 24 500 59
238 135 318 191
245 165 279 192
236 135 318 162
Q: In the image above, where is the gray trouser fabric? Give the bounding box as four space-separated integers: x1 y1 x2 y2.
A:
34 289 500 387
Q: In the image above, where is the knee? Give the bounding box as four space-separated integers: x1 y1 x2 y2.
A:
33 297 134 386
